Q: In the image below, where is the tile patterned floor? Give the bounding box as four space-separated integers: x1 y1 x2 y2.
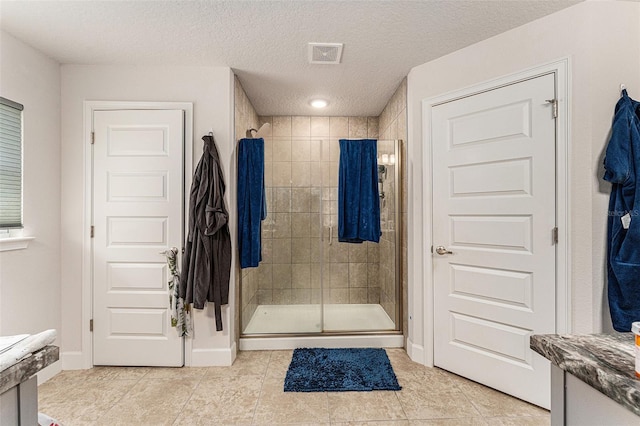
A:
38 349 550 425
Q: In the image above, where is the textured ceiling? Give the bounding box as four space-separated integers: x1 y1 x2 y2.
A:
0 1 581 116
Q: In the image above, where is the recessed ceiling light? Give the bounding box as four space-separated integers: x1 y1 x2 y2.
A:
310 99 328 108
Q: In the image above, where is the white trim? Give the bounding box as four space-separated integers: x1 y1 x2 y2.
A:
60 351 85 370
0 236 34 252
190 342 236 366
554 60 572 335
226 69 238 356
36 361 62 385
82 101 194 369
405 339 425 365
419 58 571 366
239 335 404 351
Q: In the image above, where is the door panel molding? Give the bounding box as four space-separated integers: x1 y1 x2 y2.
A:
79 101 193 369
416 57 570 378
432 73 556 407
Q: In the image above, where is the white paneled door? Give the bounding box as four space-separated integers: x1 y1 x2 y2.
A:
93 109 184 366
431 74 556 408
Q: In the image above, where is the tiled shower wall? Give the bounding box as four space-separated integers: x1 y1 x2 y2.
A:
378 78 408 337
234 76 261 331
250 116 382 314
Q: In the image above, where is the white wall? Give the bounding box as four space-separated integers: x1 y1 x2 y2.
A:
0 31 62 380
406 0 640 360
60 65 236 367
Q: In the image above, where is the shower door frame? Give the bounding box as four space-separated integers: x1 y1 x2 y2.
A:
391 138 403 336
239 138 403 339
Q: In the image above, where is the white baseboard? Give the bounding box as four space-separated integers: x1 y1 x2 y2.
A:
61 351 87 370
190 342 237 366
406 339 429 366
239 334 404 351
36 361 62 385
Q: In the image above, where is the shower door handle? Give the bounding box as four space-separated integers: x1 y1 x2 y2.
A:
435 246 453 255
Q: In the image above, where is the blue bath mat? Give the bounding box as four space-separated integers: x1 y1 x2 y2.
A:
284 348 401 392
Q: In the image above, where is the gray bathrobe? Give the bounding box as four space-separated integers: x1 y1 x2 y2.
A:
180 135 231 331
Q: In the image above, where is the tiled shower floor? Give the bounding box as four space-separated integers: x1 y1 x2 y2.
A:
37 349 550 425
243 304 396 334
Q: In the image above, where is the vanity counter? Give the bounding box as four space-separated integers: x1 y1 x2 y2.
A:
531 333 639 425
0 345 59 425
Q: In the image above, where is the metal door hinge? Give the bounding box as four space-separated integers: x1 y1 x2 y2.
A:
90 226 94 238
552 227 559 244
89 319 94 332
546 99 558 118
91 132 95 144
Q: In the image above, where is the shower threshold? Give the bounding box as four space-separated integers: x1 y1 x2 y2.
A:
244 303 395 334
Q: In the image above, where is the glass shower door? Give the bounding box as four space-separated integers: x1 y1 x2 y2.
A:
321 139 400 333
240 135 401 336
241 135 324 334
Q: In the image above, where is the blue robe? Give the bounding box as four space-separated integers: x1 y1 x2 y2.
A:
603 89 640 332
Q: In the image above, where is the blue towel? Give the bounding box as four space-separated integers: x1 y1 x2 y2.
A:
603 89 640 331
237 138 267 268
338 139 381 243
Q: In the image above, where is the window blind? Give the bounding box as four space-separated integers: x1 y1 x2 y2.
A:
0 97 24 229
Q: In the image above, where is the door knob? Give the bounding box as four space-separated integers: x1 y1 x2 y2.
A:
435 245 453 255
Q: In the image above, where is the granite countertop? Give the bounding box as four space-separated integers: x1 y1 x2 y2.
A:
0 345 59 394
530 333 640 417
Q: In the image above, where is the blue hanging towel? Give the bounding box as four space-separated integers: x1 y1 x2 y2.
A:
338 139 381 243
603 89 640 332
237 138 267 268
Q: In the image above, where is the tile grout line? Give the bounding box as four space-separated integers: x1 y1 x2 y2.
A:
389 353 412 423
91 367 151 424
458 387 485 420
440 369 490 420
324 387 331 424
391 389 408 423
250 350 272 425
445 369 550 420
169 366 209 426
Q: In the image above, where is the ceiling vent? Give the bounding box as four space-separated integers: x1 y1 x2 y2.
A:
308 43 343 64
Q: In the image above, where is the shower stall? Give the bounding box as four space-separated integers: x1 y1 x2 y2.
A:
239 135 402 348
